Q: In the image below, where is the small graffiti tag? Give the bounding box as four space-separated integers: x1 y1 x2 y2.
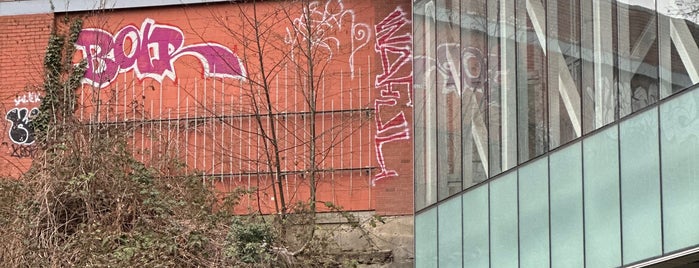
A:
5 107 39 145
14 92 41 106
76 18 247 88
10 144 38 159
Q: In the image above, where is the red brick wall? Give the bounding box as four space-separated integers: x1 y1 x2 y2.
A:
0 0 413 215
0 13 53 177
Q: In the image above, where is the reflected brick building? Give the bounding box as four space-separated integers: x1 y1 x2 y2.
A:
414 0 699 266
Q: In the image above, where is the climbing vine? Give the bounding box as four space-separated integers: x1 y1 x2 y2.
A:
34 18 85 141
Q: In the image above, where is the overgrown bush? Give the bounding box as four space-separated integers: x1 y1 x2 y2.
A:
0 18 233 267
0 16 385 268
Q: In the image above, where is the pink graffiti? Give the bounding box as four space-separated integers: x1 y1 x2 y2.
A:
374 8 412 88
372 8 412 184
76 18 246 88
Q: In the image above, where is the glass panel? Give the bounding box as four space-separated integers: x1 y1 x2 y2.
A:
583 126 621 267
548 0 582 147
488 0 517 175
550 143 584 267
439 197 463 266
415 209 438 267
620 107 662 264
437 0 463 199
661 88 699 252
657 2 699 97
463 185 489 268
490 172 518 267
580 0 596 134
516 0 548 163
617 0 659 116
518 159 549 268
460 0 488 189
418 0 438 208
586 0 618 132
414 0 429 211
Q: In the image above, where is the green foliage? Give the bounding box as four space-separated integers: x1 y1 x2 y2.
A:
227 216 276 264
34 19 85 139
0 13 390 268
0 18 237 267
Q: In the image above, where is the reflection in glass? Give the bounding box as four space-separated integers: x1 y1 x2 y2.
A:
414 0 428 211
581 0 596 134
417 0 438 209
617 0 659 116
589 0 618 131
548 0 582 148
658 1 699 97
437 0 463 200
488 0 517 175
460 0 489 190
516 0 548 163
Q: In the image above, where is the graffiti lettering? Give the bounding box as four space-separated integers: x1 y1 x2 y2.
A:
10 144 37 159
414 43 485 95
372 8 412 184
374 8 412 88
284 0 371 76
14 92 42 106
373 130 410 181
76 18 246 88
374 95 408 134
5 107 39 145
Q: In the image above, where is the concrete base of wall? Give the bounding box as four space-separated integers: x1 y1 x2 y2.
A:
316 212 414 266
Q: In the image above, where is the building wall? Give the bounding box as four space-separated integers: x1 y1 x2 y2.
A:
0 0 413 216
0 13 53 175
414 0 699 266
416 86 699 267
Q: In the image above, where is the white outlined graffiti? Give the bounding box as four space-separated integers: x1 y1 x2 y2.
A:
13 92 41 106
284 0 371 77
413 43 486 96
76 18 246 88
5 107 39 145
372 7 412 184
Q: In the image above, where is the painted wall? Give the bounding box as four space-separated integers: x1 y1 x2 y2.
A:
0 0 412 215
0 13 53 174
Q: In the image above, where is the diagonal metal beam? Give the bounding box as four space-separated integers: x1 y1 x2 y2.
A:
528 0 582 137
671 18 699 84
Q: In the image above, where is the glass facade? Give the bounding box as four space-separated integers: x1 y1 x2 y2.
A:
414 0 699 266
415 86 699 266
414 0 699 210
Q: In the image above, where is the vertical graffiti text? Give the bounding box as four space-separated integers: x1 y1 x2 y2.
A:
373 8 412 184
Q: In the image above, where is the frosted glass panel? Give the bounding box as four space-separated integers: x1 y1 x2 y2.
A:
463 186 489 268
490 173 518 267
416 209 438 267
620 107 662 264
661 88 699 252
550 143 584 267
518 159 550 268
439 196 463 266
583 126 622 267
